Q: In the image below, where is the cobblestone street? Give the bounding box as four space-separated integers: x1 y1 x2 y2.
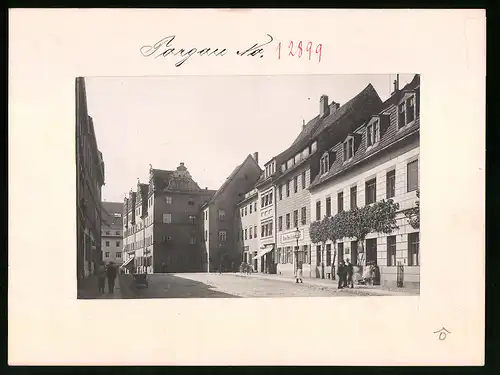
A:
117 273 416 298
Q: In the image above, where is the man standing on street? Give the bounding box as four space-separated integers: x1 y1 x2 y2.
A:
296 260 303 283
345 258 354 288
97 261 106 294
106 262 117 294
337 260 346 289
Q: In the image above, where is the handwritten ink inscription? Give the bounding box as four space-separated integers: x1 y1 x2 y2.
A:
140 34 324 67
276 41 323 63
433 327 450 340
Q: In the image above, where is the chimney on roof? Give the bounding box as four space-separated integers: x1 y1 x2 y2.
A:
391 74 400 95
253 152 259 164
320 95 330 117
302 119 306 129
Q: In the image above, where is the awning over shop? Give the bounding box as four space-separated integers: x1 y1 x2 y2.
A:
120 256 135 269
254 244 275 259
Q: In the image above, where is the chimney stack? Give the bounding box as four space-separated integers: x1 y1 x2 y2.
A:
320 95 330 117
253 152 259 164
302 119 306 129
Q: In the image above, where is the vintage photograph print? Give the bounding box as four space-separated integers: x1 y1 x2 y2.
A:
75 74 420 299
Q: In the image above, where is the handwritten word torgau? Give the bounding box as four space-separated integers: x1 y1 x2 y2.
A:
140 36 228 67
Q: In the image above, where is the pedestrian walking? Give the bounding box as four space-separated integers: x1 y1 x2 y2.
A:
97 261 106 294
295 260 303 283
106 262 117 294
345 258 354 288
337 261 346 289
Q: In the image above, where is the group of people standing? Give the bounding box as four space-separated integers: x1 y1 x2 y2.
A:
336 259 354 289
97 261 118 294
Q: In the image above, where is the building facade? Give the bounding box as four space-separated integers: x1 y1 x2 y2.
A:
101 201 123 265
273 86 382 278
235 187 260 271
309 75 420 287
122 163 215 274
76 77 105 283
202 153 262 272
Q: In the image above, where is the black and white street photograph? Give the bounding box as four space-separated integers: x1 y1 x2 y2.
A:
76 74 420 299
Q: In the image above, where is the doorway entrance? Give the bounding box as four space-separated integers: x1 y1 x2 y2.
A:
366 238 378 265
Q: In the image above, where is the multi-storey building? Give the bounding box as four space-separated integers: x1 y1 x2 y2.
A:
101 201 123 265
235 186 260 271
122 163 215 274
309 75 420 287
76 77 105 284
202 153 261 272
274 85 383 278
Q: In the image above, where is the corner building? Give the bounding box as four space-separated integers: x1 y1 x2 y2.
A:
309 75 420 287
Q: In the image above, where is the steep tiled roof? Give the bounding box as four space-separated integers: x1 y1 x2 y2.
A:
209 154 261 203
102 201 123 228
310 75 420 189
151 169 174 191
276 84 382 165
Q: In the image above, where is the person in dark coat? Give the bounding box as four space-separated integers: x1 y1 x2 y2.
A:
97 261 106 294
106 262 118 294
345 258 354 288
337 261 346 289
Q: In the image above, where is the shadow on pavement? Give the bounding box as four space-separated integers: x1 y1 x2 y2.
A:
119 274 239 299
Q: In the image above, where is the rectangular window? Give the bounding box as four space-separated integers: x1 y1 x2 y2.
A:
278 216 283 231
338 242 344 264
219 230 227 242
316 201 321 221
269 222 273 236
293 210 298 228
249 228 252 239
301 207 307 225
115 231 120 235
286 214 291 230
286 181 290 197
165 196 172 204
343 142 348 161
244 207 247 215
351 240 358 265
116 252 122 258
105 252 110 257
367 124 373 146
218 210 226 221
254 226 257 238
407 160 419 192
265 195 269 206
105 241 110 247
241 208 244 217
387 236 397 266
348 138 354 159
189 236 197 245
325 197 331 217
254 202 257 211
249 204 253 213
365 178 377 205
302 171 306 189
407 96 415 123
386 170 396 198
373 120 380 143
188 199 194 206
241 230 244 240
408 232 420 266
350 186 357 209
116 241 120 247
163 213 172 223
279 185 283 200
398 102 406 128
245 229 248 240
326 244 332 266
337 192 344 213
294 176 298 193
269 192 273 205
366 238 378 265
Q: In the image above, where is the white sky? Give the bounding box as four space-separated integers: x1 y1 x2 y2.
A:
85 74 415 203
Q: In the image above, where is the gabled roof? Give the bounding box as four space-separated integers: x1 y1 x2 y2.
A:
209 154 261 203
151 169 174 191
102 201 124 228
276 84 382 165
309 75 420 189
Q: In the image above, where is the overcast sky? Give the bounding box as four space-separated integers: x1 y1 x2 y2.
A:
85 74 415 203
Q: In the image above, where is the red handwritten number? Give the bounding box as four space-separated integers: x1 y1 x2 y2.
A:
316 44 323 63
306 42 313 60
297 41 303 58
277 42 281 59
288 41 295 57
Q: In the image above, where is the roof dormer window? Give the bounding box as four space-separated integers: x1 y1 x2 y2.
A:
320 152 330 175
367 119 380 148
398 93 417 129
343 136 354 162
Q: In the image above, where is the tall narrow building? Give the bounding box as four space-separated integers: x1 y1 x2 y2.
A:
76 77 105 286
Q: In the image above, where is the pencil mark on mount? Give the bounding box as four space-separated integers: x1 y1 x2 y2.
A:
236 34 274 58
434 327 451 340
140 35 227 67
